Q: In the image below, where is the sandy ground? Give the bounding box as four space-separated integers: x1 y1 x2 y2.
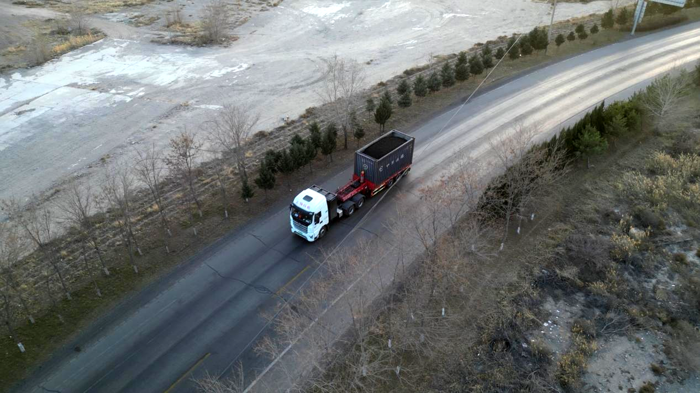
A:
0 0 634 215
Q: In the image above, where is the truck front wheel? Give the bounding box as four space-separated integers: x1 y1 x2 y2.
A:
318 226 327 239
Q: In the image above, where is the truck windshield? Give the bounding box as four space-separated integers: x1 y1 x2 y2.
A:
291 204 313 225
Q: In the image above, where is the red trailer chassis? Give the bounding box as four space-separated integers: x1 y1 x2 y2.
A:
335 164 412 203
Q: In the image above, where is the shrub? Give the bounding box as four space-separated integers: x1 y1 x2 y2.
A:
602 9 614 29
567 31 576 42
590 24 600 34
633 206 665 230
650 363 665 375
494 46 505 60
616 8 630 26
639 382 656 393
673 252 688 265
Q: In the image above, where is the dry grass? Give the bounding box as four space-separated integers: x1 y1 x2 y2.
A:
51 0 156 14
52 33 103 56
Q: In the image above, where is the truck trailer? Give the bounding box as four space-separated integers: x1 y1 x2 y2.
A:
290 130 415 242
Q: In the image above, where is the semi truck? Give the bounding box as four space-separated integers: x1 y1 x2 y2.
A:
290 130 415 242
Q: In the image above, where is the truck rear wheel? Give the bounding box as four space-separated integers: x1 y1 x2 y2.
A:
347 204 355 216
351 195 364 209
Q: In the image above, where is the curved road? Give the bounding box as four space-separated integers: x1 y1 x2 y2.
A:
18 21 700 393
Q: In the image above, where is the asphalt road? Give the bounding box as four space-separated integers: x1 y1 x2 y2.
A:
19 22 700 393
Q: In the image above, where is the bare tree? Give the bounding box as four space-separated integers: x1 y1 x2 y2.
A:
6 198 72 300
318 55 367 149
67 2 89 35
55 181 110 276
206 104 259 182
134 143 172 250
205 105 260 218
200 0 230 44
194 365 245 393
0 222 35 324
101 162 141 273
167 130 204 228
487 123 566 248
640 72 693 133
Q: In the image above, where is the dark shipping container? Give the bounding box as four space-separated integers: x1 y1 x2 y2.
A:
354 130 414 185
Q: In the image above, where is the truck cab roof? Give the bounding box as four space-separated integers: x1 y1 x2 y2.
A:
293 188 327 213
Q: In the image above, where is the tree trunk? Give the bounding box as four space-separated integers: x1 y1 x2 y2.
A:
342 125 349 150
48 254 71 300
91 236 110 275
189 181 203 218
123 231 138 273
81 243 101 297
4 273 34 324
45 278 65 324
2 293 22 349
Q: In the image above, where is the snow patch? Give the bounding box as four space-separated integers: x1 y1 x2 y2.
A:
303 3 349 18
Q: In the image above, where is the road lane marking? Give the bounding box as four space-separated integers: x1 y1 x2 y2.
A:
163 352 211 393
275 266 310 296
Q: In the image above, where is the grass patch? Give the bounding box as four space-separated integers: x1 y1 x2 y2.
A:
52 33 102 56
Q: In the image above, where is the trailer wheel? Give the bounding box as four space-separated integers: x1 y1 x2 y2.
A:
351 195 365 209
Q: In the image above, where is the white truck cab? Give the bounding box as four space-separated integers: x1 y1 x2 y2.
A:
290 186 344 242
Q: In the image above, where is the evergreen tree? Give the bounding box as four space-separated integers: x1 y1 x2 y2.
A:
520 40 533 56
694 62 700 87
365 97 376 115
455 61 470 81
289 140 307 169
616 8 629 26
413 74 428 97
353 122 365 147
555 33 566 48
528 27 549 51
441 62 456 87
605 113 627 147
374 99 392 132
262 149 281 174
382 89 393 105
575 24 586 35
481 44 494 68
254 162 275 197
398 90 412 108
428 71 442 93
304 139 317 172
577 26 588 40
397 79 410 96
277 149 296 183
590 23 599 35
495 47 506 60
469 55 484 75
308 122 322 149
240 178 254 202
574 125 608 168
455 51 470 81
507 37 520 59
320 123 338 162
567 31 576 42
601 9 614 29
290 134 304 147
482 51 494 69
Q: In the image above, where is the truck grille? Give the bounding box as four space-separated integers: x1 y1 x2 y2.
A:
293 221 308 233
